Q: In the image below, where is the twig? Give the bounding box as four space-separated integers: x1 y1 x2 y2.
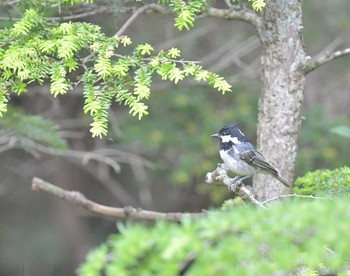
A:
113 3 263 36
206 7 263 30
0 135 153 173
112 53 201 65
116 4 155 37
305 47 350 74
0 7 109 22
32 177 202 222
49 7 109 21
261 193 330 205
206 164 267 209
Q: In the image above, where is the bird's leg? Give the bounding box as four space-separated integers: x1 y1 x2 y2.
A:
228 176 242 192
228 175 251 192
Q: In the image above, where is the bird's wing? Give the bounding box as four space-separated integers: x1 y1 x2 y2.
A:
239 150 278 176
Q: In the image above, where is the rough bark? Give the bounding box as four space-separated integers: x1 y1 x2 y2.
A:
253 0 307 200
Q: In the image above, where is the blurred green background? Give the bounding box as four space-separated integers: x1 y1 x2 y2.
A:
0 1 349 275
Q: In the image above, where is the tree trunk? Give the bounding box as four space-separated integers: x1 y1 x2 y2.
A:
253 0 307 200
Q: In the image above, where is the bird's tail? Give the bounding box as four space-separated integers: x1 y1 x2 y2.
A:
275 175 292 188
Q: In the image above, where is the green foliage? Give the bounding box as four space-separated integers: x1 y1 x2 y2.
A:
159 0 266 31
18 0 93 10
78 245 108 276
297 107 350 176
248 0 266 11
294 166 350 197
168 0 206 31
78 198 350 275
330 125 350 138
0 108 67 150
0 8 231 138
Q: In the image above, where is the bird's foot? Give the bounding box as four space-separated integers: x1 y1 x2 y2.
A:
228 177 242 193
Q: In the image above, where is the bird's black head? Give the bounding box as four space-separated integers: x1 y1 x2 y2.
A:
211 123 249 145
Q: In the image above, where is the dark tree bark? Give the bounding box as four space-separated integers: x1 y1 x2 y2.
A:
253 0 307 200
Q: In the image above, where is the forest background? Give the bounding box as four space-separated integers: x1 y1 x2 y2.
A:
0 0 349 275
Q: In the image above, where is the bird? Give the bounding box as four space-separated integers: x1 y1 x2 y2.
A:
211 123 292 190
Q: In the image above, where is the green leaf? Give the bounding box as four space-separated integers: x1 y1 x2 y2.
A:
94 56 112 78
167 47 181 58
168 67 184 84
129 102 149 120
194 70 209 81
136 44 154 56
64 59 79 73
175 10 194 31
12 81 28 94
50 64 71 96
248 0 266 11
330 126 350 138
134 83 151 100
120 35 132 46
77 245 108 276
0 108 67 150
90 121 108 138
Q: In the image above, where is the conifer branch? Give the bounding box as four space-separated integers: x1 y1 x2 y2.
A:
32 177 202 222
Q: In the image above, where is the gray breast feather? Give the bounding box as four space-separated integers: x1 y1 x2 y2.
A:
219 149 255 176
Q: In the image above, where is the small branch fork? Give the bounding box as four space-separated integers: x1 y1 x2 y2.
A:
31 177 202 222
305 47 350 74
205 164 328 208
205 164 267 209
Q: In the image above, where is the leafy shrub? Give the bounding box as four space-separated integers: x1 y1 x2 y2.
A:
78 197 350 275
293 166 350 196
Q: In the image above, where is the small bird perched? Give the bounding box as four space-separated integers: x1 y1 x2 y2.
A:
211 123 292 190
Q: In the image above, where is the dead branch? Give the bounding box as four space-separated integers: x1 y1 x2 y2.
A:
116 4 158 37
31 177 202 222
305 47 350 74
205 164 267 209
261 193 330 205
206 7 262 29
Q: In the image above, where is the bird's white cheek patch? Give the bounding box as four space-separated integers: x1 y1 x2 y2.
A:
221 135 241 144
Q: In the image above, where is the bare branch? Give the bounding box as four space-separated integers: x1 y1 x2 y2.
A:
305 47 350 74
32 177 202 222
49 7 109 21
0 135 153 173
113 4 263 35
205 7 262 29
206 164 267 209
116 4 158 37
261 193 330 205
0 6 109 22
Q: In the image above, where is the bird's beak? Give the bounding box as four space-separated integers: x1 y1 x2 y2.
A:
211 133 220 138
